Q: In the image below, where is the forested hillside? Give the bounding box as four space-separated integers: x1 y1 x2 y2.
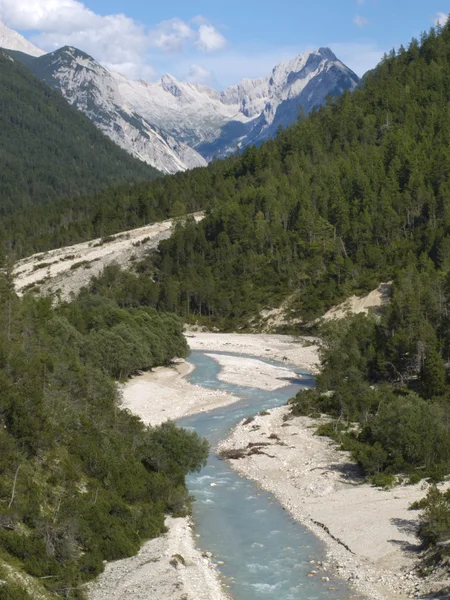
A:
0 51 157 219
0 273 208 598
7 24 450 329
147 23 450 325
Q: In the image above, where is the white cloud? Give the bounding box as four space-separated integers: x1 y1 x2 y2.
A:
148 19 226 54
353 15 368 28
434 12 449 26
186 63 213 85
356 0 365 4
0 0 227 79
165 41 382 89
0 1 381 87
191 15 209 26
196 24 227 52
171 47 303 89
0 0 150 77
148 18 194 53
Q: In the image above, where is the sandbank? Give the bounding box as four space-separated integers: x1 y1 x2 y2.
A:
186 332 320 372
120 359 238 426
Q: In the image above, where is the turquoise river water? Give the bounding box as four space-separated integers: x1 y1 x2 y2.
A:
177 351 360 600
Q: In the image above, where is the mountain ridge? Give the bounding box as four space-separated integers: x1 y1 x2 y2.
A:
9 45 208 175
0 20 358 173
110 46 359 160
0 20 45 57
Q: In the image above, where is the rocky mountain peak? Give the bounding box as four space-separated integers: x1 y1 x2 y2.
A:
0 20 45 57
159 74 183 97
317 46 338 61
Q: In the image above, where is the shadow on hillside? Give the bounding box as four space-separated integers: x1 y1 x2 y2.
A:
322 460 365 484
391 517 419 536
385 517 421 556
379 282 392 302
386 537 420 554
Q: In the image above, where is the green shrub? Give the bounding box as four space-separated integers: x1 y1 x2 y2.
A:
408 473 422 485
314 421 347 443
369 473 396 488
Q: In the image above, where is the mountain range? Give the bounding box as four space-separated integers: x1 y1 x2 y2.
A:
0 20 359 173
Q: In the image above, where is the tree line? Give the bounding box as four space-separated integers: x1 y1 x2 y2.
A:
4 18 450 580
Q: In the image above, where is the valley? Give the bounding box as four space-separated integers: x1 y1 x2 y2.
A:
1 9 450 600
0 20 358 174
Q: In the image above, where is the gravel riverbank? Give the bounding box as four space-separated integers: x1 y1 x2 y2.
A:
218 406 442 600
87 517 230 600
92 333 444 600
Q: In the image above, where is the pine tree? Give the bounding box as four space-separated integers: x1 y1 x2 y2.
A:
421 347 447 398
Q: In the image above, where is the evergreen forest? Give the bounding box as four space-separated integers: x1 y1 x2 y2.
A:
27 21 450 564
0 273 208 598
0 51 158 221
47 22 450 487
4 24 450 327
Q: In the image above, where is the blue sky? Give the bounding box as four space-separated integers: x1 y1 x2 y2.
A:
0 0 447 87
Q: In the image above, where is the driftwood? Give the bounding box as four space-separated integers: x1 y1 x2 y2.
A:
311 519 355 554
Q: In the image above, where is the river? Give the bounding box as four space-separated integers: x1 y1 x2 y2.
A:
178 351 358 600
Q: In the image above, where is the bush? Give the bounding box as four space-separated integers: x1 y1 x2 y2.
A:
408 473 422 485
0 574 35 600
0 285 207 596
369 473 396 488
412 486 450 551
314 421 347 443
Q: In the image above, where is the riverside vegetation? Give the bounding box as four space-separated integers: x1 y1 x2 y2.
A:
76 22 450 574
0 272 209 598
289 275 450 569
